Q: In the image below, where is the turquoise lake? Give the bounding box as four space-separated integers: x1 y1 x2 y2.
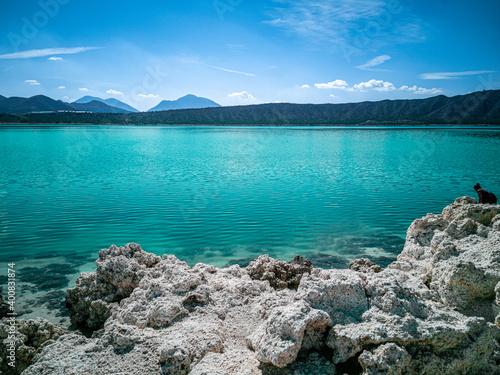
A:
0 125 499 323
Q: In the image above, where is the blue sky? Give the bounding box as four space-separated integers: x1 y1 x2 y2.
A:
0 0 499 111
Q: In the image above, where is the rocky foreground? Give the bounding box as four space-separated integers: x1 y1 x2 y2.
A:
1 196 500 374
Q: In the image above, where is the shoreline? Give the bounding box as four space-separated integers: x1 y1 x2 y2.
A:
1 123 500 127
2 196 500 375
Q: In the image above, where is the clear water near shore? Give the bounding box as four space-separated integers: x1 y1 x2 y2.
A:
0 125 499 324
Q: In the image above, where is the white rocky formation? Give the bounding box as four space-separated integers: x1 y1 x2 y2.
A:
19 197 500 374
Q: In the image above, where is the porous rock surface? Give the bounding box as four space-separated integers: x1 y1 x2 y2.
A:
22 197 500 374
0 318 67 375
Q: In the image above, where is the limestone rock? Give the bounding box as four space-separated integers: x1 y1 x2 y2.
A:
297 269 368 325
20 197 500 374
358 343 411 375
65 242 161 329
246 254 313 289
0 318 67 375
350 258 382 273
247 300 331 368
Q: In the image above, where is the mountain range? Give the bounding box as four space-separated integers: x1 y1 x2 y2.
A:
1 90 499 125
0 95 132 114
73 96 139 113
0 94 221 114
148 94 221 112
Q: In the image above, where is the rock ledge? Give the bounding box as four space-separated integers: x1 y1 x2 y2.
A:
10 197 500 374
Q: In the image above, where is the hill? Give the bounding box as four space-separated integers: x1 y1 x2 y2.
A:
73 96 139 113
0 95 73 114
148 94 221 112
0 95 134 114
69 100 133 114
1 90 499 125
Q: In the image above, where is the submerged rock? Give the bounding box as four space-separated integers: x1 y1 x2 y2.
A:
0 295 9 318
22 197 500 374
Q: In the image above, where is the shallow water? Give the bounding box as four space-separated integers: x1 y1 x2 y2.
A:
0 125 499 323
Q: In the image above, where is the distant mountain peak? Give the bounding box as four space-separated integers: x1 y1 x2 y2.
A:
148 94 221 112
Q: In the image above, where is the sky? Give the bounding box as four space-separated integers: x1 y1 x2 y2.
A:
0 0 499 111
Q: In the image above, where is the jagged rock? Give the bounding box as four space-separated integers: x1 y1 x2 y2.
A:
297 269 368 325
246 254 313 289
350 258 382 273
0 318 67 375
247 300 331 368
65 242 161 329
158 319 224 374
20 197 500 374
358 343 411 375
496 281 500 306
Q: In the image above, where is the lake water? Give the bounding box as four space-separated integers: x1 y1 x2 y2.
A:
1 125 499 324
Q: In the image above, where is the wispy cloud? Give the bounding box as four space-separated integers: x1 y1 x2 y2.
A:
25 80 40 86
106 89 123 95
301 84 310 89
137 94 159 98
58 86 66 89
208 65 256 77
79 87 89 92
420 70 496 80
356 55 391 71
264 0 423 50
228 91 256 101
177 57 256 77
0 47 100 60
48 56 63 61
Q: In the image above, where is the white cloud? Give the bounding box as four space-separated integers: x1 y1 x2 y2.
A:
208 65 256 77
315 80 349 89
106 89 124 95
58 86 66 89
353 79 396 92
0 47 100 60
329 94 339 98
62 96 70 101
48 56 63 61
228 91 256 100
301 84 310 89
356 55 391 70
137 94 160 98
79 87 89 92
420 70 496 80
25 80 40 85
314 78 443 96
400 85 442 94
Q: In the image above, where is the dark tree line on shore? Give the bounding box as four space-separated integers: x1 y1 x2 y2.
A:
1 90 499 125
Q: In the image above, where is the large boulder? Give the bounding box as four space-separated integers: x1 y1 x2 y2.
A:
65 243 161 329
